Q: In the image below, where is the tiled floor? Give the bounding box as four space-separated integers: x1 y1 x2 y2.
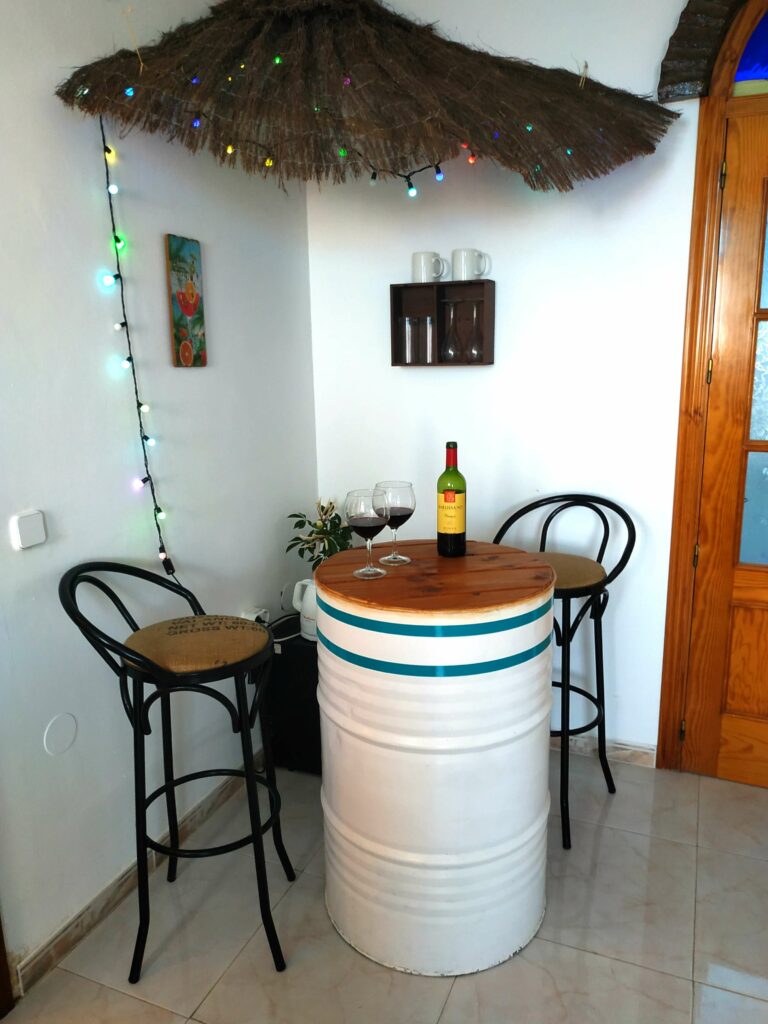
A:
8 754 768 1023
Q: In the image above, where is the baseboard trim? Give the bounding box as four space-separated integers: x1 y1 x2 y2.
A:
14 757 260 997
550 736 657 768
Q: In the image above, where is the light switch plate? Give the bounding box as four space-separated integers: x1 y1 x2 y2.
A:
10 510 47 550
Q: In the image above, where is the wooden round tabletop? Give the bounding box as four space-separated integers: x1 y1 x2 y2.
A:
314 540 555 615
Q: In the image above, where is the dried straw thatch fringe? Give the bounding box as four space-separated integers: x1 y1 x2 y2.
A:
56 0 679 192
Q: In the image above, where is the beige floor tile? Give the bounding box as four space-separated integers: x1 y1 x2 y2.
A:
694 984 768 1023
439 937 692 1024
695 848 768 1002
549 752 700 845
6 968 185 1023
61 845 294 1018
699 777 768 860
302 840 325 878
539 818 696 978
195 872 453 1024
193 769 323 872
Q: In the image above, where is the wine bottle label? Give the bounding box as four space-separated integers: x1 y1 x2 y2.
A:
437 490 466 534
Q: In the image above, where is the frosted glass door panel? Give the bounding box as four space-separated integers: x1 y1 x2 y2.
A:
740 452 768 564
750 322 768 438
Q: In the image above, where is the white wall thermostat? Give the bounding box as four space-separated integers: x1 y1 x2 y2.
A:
9 510 47 550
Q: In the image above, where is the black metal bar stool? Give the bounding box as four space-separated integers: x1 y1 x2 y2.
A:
59 562 295 983
493 495 636 850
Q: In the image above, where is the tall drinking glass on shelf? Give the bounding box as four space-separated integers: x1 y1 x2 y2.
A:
375 481 416 565
344 488 390 578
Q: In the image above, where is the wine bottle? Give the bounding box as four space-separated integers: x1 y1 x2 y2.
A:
437 441 466 557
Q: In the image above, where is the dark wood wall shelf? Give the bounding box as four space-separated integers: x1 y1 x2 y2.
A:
390 280 495 366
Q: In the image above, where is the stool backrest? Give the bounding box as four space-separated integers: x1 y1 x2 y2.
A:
493 494 636 589
59 562 205 679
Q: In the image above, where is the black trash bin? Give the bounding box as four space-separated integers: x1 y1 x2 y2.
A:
263 614 321 775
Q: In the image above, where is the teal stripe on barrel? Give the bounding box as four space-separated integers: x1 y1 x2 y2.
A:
317 628 551 677
316 593 552 637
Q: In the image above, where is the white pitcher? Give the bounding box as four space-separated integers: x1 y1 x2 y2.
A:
293 578 318 641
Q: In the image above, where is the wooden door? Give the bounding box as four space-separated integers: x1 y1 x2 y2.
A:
684 109 768 785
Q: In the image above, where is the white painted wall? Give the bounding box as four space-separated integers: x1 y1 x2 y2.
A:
308 0 697 748
0 1 317 965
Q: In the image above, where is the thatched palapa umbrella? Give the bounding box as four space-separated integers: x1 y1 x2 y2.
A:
57 0 678 192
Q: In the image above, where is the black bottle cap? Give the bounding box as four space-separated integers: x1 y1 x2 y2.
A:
446 441 457 448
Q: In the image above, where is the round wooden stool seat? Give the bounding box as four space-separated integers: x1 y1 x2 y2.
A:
532 552 607 592
124 615 269 674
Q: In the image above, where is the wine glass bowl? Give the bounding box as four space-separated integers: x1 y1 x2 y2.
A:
440 301 462 363
375 481 416 565
344 488 389 579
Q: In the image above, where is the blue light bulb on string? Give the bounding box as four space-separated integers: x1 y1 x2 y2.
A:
192 116 201 129
124 87 135 97
406 178 418 198
107 183 119 195
143 434 156 447
435 164 444 182
191 75 200 85
102 272 120 287
121 355 133 369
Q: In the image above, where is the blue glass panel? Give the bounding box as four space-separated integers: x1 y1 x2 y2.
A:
740 452 768 565
736 13 768 82
751 323 768 437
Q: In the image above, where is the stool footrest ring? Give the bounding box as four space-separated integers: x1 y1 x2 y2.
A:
144 768 279 858
549 680 604 739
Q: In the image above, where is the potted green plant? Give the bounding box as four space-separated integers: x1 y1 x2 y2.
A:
286 500 353 640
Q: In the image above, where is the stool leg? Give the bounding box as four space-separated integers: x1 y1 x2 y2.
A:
129 677 150 984
593 597 616 795
235 672 286 973
160 691 179 883
560 598 572 851
259 682 296 883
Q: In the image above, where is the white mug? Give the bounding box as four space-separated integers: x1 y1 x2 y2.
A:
412 251 449 283
452 248 492 280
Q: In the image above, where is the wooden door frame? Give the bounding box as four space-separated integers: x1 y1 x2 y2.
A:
658 0 768 768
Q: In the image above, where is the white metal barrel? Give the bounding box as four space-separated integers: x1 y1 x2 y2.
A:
314 541 554 976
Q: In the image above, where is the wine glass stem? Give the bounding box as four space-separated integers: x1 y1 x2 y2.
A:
391 528 398 557
365 538 373 571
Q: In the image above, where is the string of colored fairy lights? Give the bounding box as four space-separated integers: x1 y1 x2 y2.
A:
108 58 533 199
99 115 177 577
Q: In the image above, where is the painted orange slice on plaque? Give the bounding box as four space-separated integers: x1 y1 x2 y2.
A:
179 339 194 366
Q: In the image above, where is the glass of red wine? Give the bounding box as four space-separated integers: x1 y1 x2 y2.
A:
375 481 415 565
344 488 390 579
